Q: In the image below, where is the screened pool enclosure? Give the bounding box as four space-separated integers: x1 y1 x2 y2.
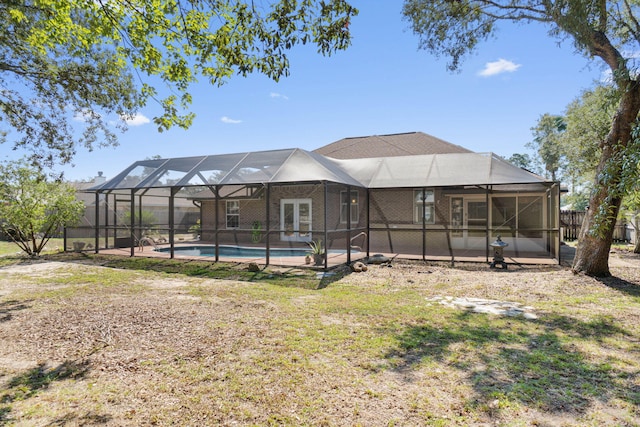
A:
70 148 561 268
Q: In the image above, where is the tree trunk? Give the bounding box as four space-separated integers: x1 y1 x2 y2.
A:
633 215 640 254
571 185 620 276
572 82 640 276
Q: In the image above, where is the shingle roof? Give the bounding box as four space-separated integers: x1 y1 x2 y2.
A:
313 132 473 159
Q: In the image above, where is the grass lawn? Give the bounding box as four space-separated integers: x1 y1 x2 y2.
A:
0 251 639 426
0 239 65 257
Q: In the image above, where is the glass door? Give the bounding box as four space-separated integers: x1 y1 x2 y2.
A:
281 199 312 242
451 197 487 249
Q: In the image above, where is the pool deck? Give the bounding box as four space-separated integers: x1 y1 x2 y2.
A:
95 242 567 269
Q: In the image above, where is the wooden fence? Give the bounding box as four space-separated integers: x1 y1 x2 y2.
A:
560 210 630 242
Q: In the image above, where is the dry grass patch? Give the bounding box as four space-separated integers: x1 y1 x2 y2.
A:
0 252 639 426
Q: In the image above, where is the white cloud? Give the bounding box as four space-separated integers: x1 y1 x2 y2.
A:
270 92 289 100
221 116 242 124
122 113 151 126
478 58 522 77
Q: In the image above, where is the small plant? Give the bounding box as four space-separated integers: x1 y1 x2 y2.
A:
188 219 201 238
251 221 262 243
307 239 325 266
307 239 324 255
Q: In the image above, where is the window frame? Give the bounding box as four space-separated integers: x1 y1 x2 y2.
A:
414 189 435 224
226 200 239 229
340 190 359 224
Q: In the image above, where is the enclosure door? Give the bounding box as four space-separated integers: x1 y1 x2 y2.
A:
451 197 488 250
280 199 312 242
114 198 133 248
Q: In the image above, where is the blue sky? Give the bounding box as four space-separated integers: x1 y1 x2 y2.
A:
51 2 603 181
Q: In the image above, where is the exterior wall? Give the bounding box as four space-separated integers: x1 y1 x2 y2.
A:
199 184 368 249
200 185 320 247
369 188 450 254
368 188 552 256
198 183 553 257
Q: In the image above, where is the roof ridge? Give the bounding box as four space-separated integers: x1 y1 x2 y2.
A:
341 131 418 140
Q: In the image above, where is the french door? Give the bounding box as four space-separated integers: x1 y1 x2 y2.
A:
280 199 312 242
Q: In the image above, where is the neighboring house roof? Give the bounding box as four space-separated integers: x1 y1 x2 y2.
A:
313 132 473 159
89 148 552 194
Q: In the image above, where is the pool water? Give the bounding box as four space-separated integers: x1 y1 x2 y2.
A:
155 245 354 258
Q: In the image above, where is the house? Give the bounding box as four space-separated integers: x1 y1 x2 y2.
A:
77 132 561 266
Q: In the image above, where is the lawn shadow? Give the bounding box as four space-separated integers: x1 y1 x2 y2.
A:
0 300 31 323
595 275 640 297
317 265 353 289
383 311 637 416
0 359 100 425
46 411 112 426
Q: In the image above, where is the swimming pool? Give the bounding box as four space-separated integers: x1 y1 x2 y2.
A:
154 245 355 258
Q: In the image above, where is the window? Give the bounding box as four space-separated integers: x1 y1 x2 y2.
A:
340 191 359 223
451 197 463 237
414 190 435 224
226 200 239 229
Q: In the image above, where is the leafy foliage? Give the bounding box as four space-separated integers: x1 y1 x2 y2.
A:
122 210 158 231
0 0 357 167
527 114 567 182
307 239 324 254
562 85 619 178
0 161 84 256
507 153 536 172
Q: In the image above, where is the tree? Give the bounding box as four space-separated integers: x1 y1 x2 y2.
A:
1 1 357 167
403 0 640 276
123 210 158 233
527 114 567 182
562 85 619 179
561 85 618 210
507 153 536 171
0 161 84 257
